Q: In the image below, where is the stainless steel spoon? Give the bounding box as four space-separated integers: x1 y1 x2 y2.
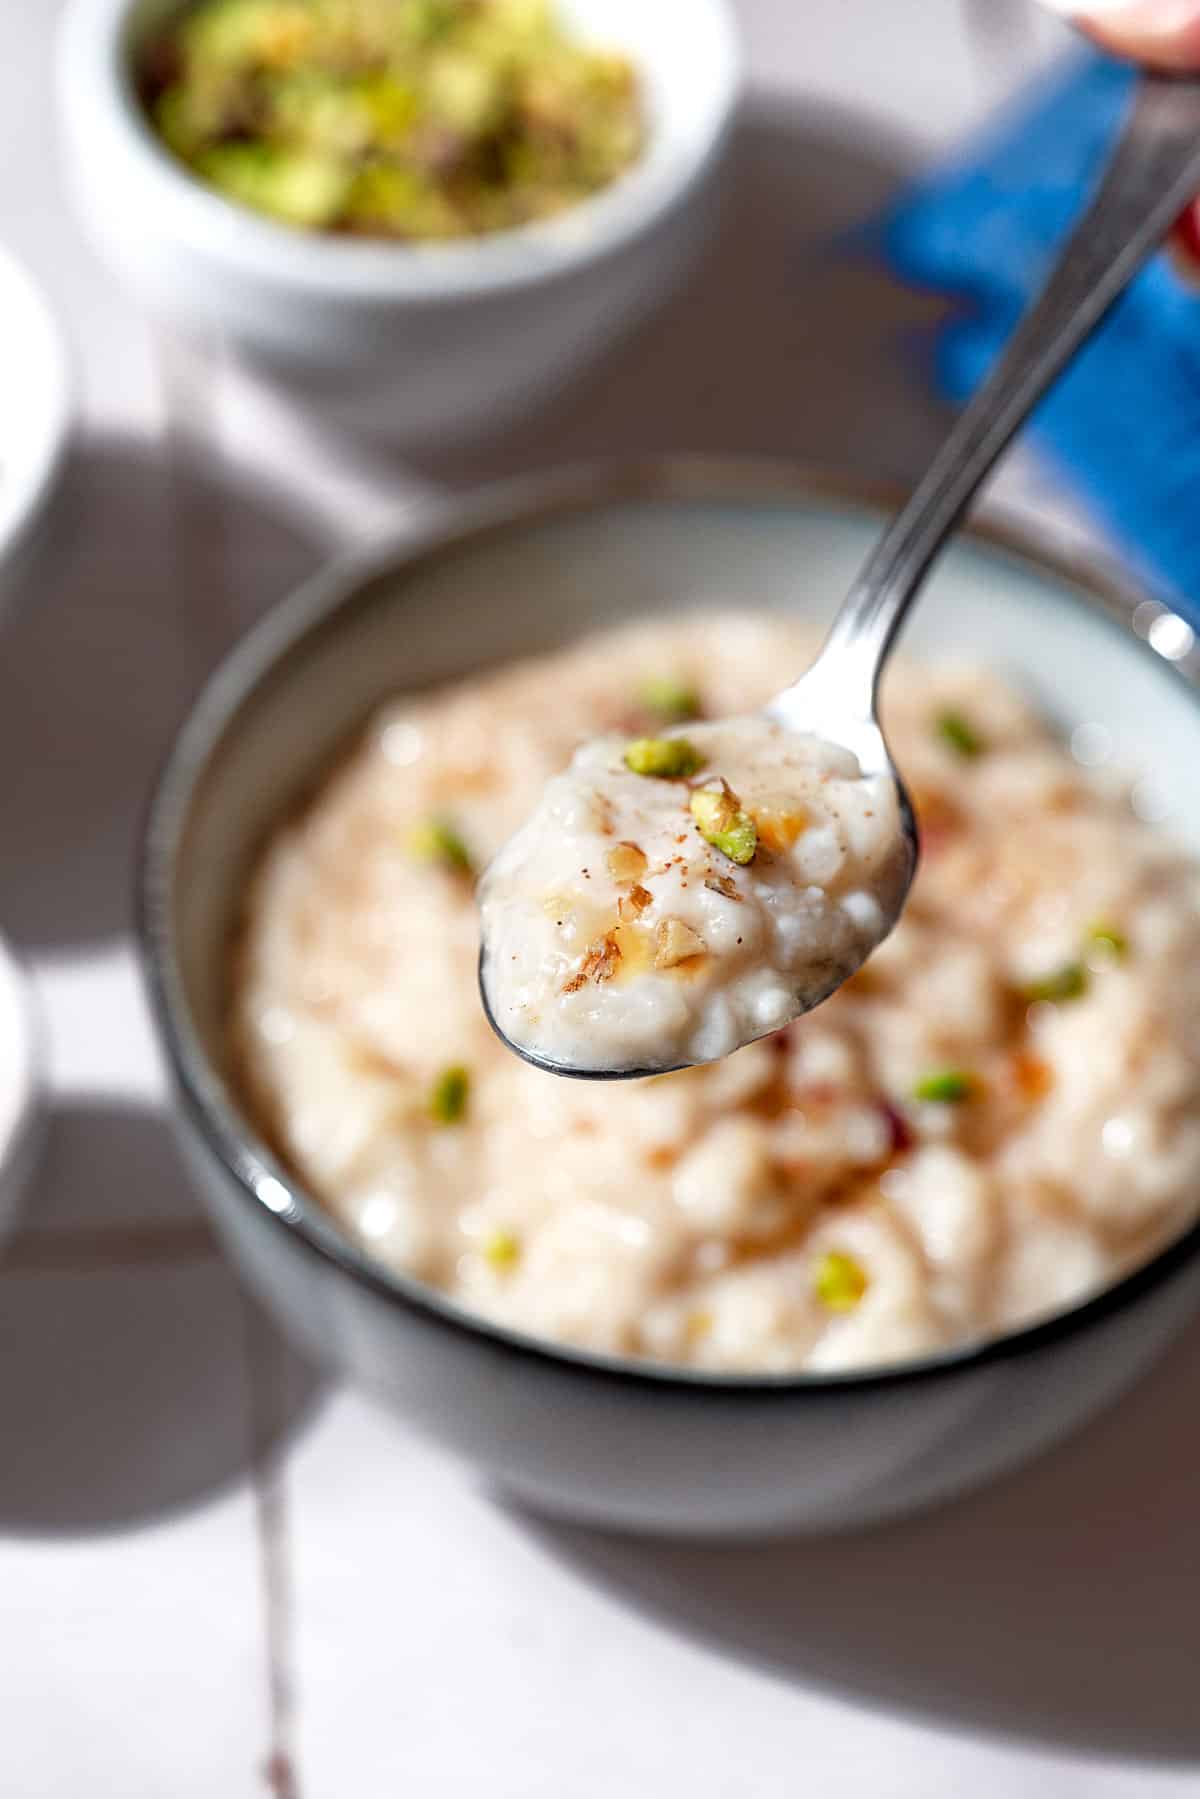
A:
482 70 1200 1081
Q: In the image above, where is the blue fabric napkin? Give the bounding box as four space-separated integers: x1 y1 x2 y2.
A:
881 48 1200 614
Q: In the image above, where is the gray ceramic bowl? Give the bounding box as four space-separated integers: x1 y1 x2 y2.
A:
139 461 1200 1535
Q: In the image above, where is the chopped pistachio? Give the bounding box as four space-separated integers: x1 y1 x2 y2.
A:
430 1063 470 1124
605 840 648 884
637 673 701 723
1023 961 1088 1004
751 804 807 853
483 1228 521 1271
653 917 706 969
140 0 644 242
690 783 757 865
407 816 473 875
814 1250 868 1312
934 709 984 759
913 1069 974 1104
194 143 353 229
623 736 704 779
1087 921 1127 960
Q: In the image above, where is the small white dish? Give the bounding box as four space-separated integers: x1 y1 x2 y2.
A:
57 0 740 443
0 935 45 1247
0 243 72 617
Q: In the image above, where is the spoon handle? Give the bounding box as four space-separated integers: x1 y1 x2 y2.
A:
815 71 1200 705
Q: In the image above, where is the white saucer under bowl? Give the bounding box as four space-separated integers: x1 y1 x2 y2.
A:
0 934 45 1246
0 241 72 616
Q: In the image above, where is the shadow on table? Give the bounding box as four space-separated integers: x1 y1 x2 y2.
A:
0 1097 326 1534
520 1316 1200 1766
387 96 953 485
0 433 322 952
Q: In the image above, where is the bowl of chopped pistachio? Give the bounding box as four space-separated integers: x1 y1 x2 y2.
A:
57 0 739 441
139 459 1200 1535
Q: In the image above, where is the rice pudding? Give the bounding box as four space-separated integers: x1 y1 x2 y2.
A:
479 716 910 1073
230 613 1200 1373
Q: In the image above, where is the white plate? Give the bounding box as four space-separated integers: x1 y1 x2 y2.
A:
0 934 43 1246
0 242 71 613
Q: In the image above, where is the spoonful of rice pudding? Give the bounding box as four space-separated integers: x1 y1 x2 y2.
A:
479 72 1200 1078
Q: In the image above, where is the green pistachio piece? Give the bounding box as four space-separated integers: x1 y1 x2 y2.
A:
913 1069 974 1104
195 144 352 228
483 1228 521 1270
623 737 704 779
407 816 473 875
1023 962 1088 1004
814 1250 868 1312
1086 921 1127 960
637 674 701 723
934 709 984 759
430 1064 470 1125
690 784 757 865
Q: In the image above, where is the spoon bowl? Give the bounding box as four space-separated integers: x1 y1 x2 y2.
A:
478 667 919 1082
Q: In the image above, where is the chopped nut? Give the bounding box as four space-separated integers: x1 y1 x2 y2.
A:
637 674 702 723
406 816 473 875
814 1250 868 1312
623 736 704 779
1022 962 1088 1004
690 782 757 865
483 1229 521 1271
606 840 648 884
563 933 621 993
1086 921 1127 960
654 917 706 968
704 872 743 901
610 918 652 974
934 709 985 758
751 805 807 853
618 883 653 920
430 1063 470 1124
913 1069 975 1104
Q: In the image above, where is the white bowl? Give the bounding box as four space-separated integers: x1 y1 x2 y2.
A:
57 0 740 442
0 244 72 616
0 935 44 1248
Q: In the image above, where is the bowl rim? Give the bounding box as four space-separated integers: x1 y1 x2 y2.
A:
139 455 1200 1399
58 0 742 303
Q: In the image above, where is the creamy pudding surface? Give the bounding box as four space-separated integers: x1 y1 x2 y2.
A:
480 715 908 1073
231 613 1200 1373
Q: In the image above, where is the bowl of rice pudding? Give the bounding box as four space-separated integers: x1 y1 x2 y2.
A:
139 461 1200 1534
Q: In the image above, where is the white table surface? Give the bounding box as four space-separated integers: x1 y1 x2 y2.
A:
4 3 1200 1794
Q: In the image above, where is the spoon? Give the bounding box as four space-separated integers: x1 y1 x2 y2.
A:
481 70 1200 1081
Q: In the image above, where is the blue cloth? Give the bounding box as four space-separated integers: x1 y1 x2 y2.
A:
881 48 1200 614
